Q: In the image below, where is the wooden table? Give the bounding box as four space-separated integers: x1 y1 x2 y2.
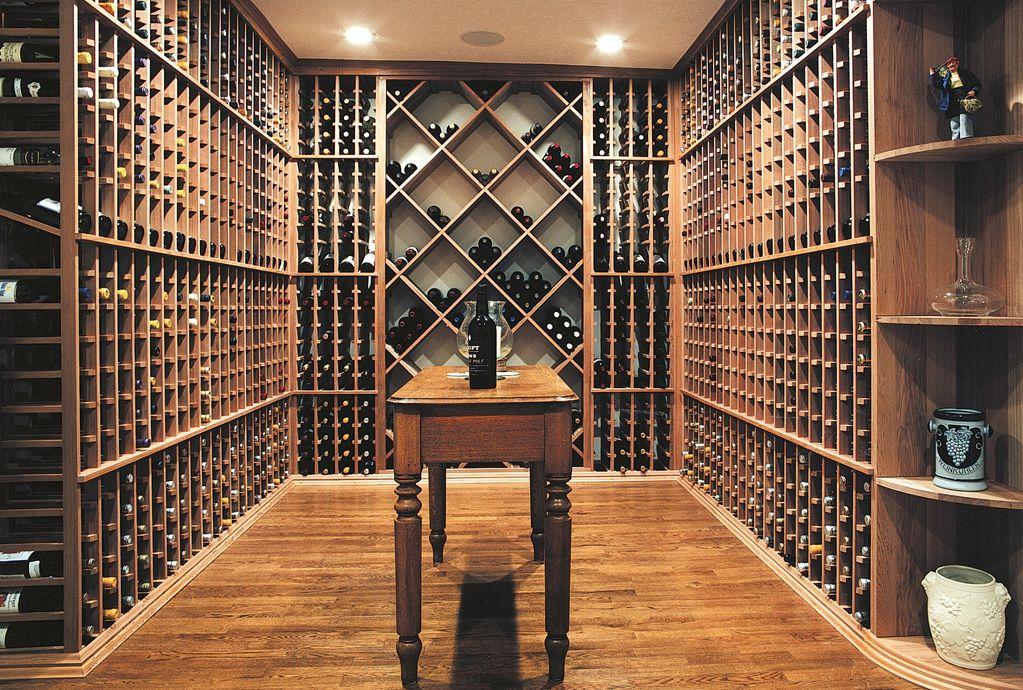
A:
389 365 578 688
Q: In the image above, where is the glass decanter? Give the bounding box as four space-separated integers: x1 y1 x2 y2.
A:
930 237 1004 317
456 299 512 370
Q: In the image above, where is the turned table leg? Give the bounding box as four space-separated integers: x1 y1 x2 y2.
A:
529 462 545 562
394 472 422 687
543 407 572 684
428 464 447 565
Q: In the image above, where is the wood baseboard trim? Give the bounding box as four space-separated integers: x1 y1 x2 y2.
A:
0 480 298 681
676 476 1020 690
293 468 681 486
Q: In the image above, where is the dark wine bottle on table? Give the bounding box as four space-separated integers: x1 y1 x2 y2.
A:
467 284 496 389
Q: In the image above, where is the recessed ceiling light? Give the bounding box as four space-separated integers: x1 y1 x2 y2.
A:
596 34 624 53
460 30 505 47
345 26 377 45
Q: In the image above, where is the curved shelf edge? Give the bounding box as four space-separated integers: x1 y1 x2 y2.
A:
877 476 1023 510
875 135 1023 163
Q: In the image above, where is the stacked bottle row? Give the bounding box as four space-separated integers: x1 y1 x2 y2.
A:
594 276 671 391
296 160 375 275
681 22 869 271
593 161 670 274
80 400 290 645
75 11 290 272
0 209 65 649
681 399 871 627
679 0 867 148
298 75 376 156
296 395 376 476
84 0 291 143
296 276 375 393
593 393 672 472
592 79 669 158
682 245 871 464
78 248 291 471
0 3 68 652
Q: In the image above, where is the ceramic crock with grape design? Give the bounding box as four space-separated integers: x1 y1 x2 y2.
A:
923 565 1010 670
927 408 991 491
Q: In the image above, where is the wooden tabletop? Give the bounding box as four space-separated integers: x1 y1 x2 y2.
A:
389 366 578 406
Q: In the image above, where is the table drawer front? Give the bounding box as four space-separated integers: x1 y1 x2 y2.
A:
420 413 545 463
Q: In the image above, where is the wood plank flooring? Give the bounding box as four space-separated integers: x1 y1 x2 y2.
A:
19 480 911 688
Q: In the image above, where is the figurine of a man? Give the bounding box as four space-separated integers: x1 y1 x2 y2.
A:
929 56 982 140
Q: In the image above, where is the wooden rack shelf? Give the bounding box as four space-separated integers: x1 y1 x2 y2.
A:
875 135 1023 163
877 477 1023 510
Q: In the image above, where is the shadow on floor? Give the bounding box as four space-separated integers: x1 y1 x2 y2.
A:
419 547 551 690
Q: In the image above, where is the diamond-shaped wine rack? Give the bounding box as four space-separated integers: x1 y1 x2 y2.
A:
383 80 586 468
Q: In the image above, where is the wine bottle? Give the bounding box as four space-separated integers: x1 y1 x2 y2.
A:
0 620 62 649
0 586 62 613
0 551 62 578
0 277 58 303
0 76 58 98
466 284 496 389
0 146 58 165
0 43 58 63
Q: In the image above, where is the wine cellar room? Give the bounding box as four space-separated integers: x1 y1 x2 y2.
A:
0 0 1021 687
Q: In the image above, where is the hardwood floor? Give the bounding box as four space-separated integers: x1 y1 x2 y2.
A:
22 479 911 689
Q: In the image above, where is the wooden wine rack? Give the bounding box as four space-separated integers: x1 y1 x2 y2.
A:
682 398 872 622
378 79 587 469
0 0 1017 685
678 0 874 635
676 0 1023 686
0 0 297 673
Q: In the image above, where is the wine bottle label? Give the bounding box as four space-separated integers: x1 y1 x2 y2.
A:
0 148 21 166
0 280 17 303
0 77 43 98
37 197 60 215
0 590 21 612
0 625 6 648
0 43 25 63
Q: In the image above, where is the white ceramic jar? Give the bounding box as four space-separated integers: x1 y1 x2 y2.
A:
922 565 1010 670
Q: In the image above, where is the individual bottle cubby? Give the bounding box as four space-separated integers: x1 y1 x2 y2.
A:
75 13 290 272
295 394 376 476
296 275 376 393
592 79 669 159
77 249 290 471
593 276 671 392
681 399 871 626
79 399 289 644
681 19 869 270
682 245 871 464
679 0 866 148
298 75 377 156
81 0 291 144
593 161 670 273
592 392 672 473
296 160 376 275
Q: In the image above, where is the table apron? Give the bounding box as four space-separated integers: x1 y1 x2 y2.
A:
420 411 547 463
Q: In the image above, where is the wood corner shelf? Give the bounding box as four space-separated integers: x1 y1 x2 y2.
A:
875 135 1023 164
876 315 1023 327
874 635 1023 690
877 476 1023 510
